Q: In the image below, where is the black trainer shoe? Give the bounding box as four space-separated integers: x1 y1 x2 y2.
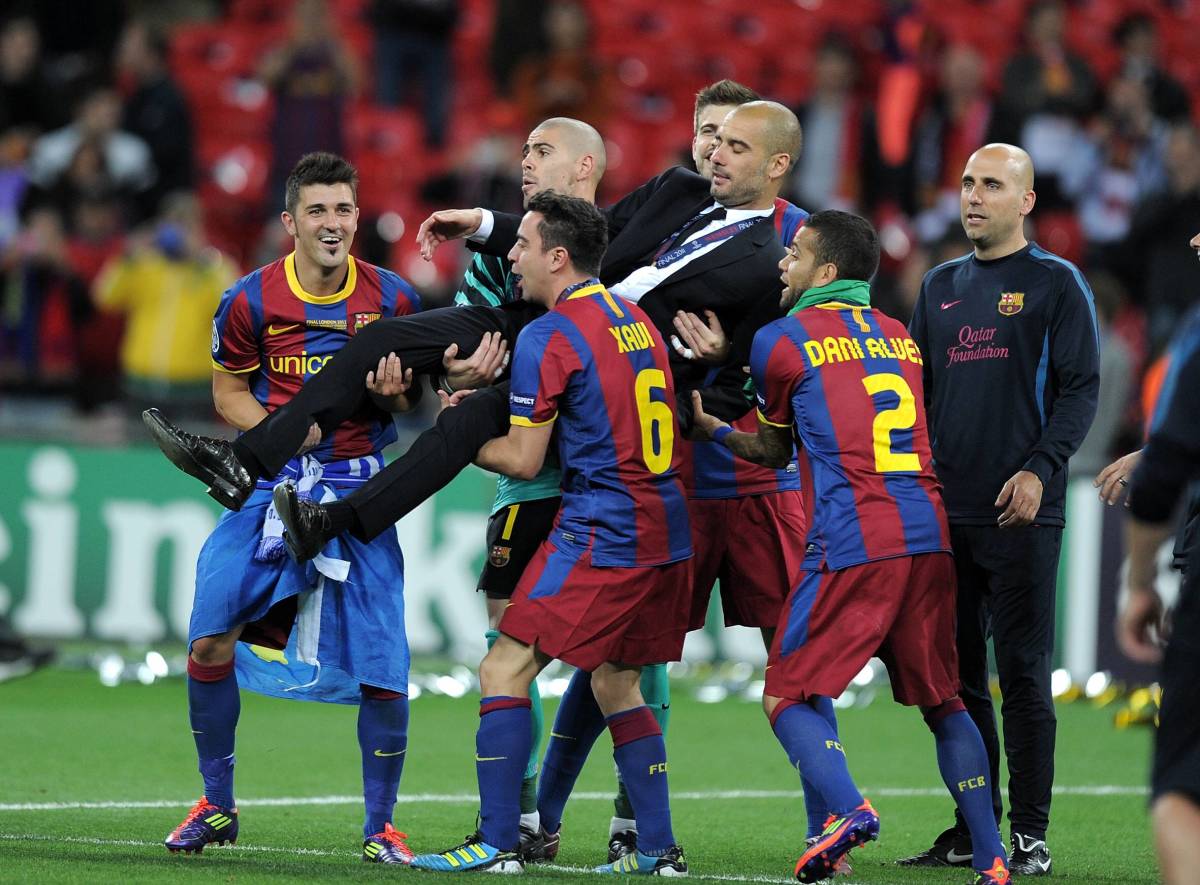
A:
608 829 637 863
272 482 334 562
143 409 254 510
895 825 973 867
1009 832 1051 876
518 824 560 863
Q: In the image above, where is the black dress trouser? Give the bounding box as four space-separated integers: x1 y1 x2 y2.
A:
230 303 534 531
949 523 1063 841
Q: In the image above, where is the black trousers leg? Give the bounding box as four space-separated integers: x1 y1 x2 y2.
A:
980 525 1061 840
951 525 1005 833
346 383 512 541
232 304 532 478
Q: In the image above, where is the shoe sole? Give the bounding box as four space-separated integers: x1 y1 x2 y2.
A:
166 838 236 853
795 816 879 883
411 857 524 874
271 483 317 562
652 864 688 877
143 410 246 511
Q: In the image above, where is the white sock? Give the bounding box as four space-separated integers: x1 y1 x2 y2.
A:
609 816 638 838
520 811 541 832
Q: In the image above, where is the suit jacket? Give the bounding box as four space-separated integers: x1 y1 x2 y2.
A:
481 166 786 423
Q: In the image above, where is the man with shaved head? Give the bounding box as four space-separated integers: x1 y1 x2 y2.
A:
445 115 607 860
900 143 1099 876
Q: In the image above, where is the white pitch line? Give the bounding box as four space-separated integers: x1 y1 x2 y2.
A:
0 784 1148 813
0 834 826 884
0 832 350 857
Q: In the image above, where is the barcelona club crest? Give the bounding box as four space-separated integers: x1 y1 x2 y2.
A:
489 545 511 568
998 292 1024 316
353 312 381 332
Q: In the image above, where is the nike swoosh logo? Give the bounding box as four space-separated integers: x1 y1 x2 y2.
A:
549 732 576 741
374 749 406 757
267 323 300 335
945 849 974 864
475 754 508 762
940 300 963 310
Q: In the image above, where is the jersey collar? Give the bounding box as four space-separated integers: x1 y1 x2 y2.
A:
284 252 357 305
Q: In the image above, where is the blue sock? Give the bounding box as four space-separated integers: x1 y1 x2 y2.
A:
770 700 863 816
187 657 240 810
802 696 836 837
358 687 409 839
477 696 533 851
928 706 1007 872
608 706 674 855
538 670 607 834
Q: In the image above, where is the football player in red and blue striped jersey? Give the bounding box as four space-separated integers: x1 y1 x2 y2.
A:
693 210 1009 885
165 153 421 866
410 193 691 876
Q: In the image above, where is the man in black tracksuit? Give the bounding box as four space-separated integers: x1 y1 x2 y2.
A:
901 144 1099 876
1118 270 1200 885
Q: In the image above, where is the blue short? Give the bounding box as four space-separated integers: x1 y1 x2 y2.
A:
190 476 408 705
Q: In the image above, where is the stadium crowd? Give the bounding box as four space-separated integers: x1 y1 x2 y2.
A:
1 0 1198 464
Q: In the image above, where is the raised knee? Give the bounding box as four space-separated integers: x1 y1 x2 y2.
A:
190 633 236 666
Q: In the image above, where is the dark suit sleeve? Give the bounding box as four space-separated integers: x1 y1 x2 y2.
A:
601 167 679 240
473 211 522 257
474 166 687 259
1020 272 1101 485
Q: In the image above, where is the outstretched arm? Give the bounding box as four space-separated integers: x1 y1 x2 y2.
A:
689 390 793 468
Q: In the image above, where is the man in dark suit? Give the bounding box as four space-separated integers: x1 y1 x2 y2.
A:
145 102 802 551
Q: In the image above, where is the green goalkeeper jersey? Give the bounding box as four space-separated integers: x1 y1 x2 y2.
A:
455 251 562 513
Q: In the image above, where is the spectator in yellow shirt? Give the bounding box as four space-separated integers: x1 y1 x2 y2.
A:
95 191 239 418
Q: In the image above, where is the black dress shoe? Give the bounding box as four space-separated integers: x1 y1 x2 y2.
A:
143 409 254 511
272 481 334 562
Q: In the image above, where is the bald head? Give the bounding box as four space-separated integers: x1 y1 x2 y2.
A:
972 143 1034 191
535 117 607 184
960 142 1037 259
728 101 803 169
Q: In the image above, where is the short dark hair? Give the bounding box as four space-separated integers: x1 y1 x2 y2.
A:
694 79 760 130
284 152 358 215
804 210 879 282
525 191 608 277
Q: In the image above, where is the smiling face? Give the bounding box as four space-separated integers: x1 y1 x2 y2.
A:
282 182 358 273
959 146 1035 259
692 102 738 180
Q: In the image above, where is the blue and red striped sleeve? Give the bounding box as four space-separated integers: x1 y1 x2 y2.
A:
750 320 804 429
211 272 261 374
509 316 581 427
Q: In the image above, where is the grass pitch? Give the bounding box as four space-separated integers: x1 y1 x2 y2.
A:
0 666 1157 883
